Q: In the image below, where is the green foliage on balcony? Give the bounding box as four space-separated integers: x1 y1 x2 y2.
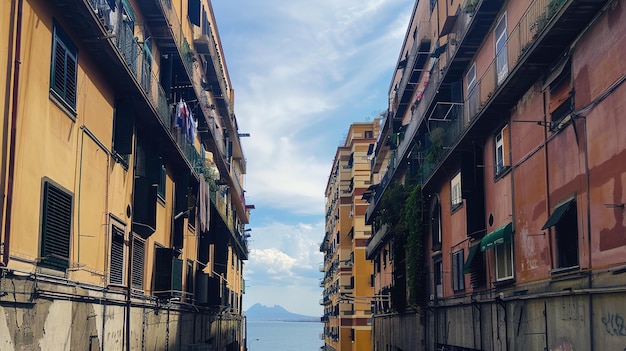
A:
379 182 425 306
403 184 424 305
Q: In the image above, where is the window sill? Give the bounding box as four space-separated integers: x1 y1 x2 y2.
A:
450 203 463 214
549 265 582 282
494 166 511 181
49 89 77 121
157 194 166 206
493 277 515 288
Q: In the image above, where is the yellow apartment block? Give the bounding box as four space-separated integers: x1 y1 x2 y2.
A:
321 120 379 351
0 0 252 349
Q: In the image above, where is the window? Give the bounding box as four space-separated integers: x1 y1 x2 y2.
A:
186 259 194 297
365 130 374 139
495 14 508 85
495 125 510 175
112 98 133 165
430 196 442 251
154 247 183 298
495 240 514 281
466 63 478 120
109 221 126 285
50 22 78 112
451 172 462 209
433 256 443 299
157 164 166 199
452 250 465 292
188 0 201 26
131 235 146 290
543 198 579 269
40 180 73 270
547 58 572 129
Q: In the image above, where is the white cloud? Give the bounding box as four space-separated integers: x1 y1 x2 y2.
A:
212 0 414 315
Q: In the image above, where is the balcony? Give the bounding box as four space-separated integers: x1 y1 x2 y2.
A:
421 0 609 190
366 224 390 259
366 0 606 212
193 11 231 117
390 21 432 123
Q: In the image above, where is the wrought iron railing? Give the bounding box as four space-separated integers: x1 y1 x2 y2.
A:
84 0 249 240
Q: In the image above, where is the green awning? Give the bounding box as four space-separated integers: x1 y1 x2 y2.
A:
481 222 513 251
463 244 481 274
541 198 575 230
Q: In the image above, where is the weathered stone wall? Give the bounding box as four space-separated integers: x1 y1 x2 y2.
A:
0 274 243 351
373 270 626 350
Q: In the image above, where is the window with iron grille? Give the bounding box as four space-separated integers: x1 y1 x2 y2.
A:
131 235 145 290
50 21 78 113
109 223 126 285
40 180 73 270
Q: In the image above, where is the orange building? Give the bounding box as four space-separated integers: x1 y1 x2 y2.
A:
366 0 625 349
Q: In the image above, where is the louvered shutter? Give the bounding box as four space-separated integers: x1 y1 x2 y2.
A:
51 24 77 109
131 237 145 290
41 182 72 269
110 226 125 285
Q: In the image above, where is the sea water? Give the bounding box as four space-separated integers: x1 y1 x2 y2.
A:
247 320 323 351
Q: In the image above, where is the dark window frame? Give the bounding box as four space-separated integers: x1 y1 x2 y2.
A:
50 21 78 116
452 249 465 292
431 195 442 251
40 179 73 270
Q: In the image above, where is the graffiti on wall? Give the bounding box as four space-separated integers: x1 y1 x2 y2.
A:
602 312 626 337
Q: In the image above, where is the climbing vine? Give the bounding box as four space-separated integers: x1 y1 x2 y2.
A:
403 183 424 305
379 182 425 307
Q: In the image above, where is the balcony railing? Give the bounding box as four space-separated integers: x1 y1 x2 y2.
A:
369 0 573 211
466 0 567 121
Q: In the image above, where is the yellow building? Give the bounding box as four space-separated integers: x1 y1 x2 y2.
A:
321 120 379 351
0 0 251 349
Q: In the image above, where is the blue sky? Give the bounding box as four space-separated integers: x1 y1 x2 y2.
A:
212 0 414 316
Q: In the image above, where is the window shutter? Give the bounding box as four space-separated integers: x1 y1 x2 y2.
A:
195 263 208 305
65 50 77 107
154 248 183 298
173 174 189 249
113 99 134 155
51 24 78 109
188 0 201 26
110 226 125 285
131 237 145 290
132 176 157 237
41 181 72 269
52 41 67 96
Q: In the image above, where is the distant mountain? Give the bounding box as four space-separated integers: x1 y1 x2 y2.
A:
245 303 319 322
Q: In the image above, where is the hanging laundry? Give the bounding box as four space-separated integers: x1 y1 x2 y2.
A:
175 98 189 130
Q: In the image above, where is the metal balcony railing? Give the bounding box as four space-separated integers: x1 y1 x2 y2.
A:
369 0 572 213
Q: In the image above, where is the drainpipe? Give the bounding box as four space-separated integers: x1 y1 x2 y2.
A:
542 91 554 268
2 0 24 267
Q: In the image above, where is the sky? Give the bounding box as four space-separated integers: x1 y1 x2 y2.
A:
211 0 414 316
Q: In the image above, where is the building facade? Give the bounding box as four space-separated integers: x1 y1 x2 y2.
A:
366 0 624 349
321 121 379 351
0 0 252 350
